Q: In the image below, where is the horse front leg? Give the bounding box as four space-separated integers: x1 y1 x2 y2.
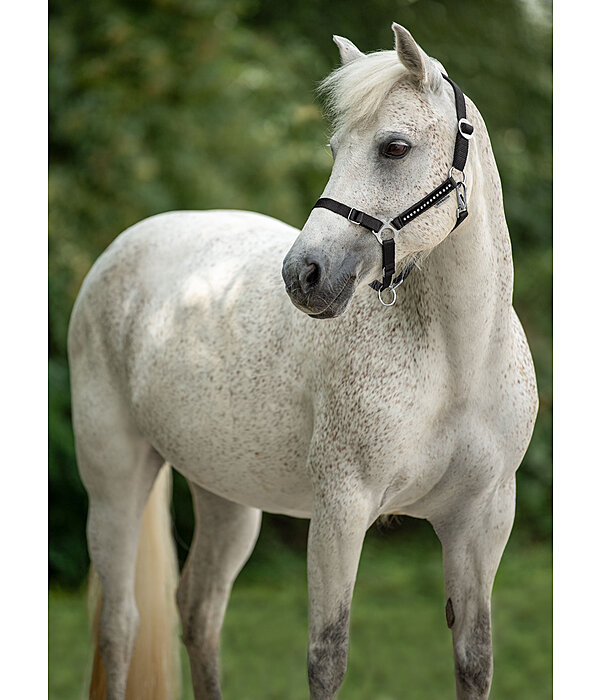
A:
432 477 516 700
306 477 374 699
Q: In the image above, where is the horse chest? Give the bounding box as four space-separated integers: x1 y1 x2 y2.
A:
304 316 532 519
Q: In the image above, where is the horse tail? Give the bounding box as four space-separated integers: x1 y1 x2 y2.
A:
88 464 181 699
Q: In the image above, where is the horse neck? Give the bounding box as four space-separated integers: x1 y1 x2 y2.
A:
407 113 514 363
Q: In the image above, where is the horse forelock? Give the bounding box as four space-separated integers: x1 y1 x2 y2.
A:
318 51 407 131
318 50 446 133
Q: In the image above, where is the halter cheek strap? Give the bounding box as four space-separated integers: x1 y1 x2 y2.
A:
312 74 473 303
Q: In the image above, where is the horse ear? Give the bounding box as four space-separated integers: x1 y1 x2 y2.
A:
333 35 365 65
392 23 432 88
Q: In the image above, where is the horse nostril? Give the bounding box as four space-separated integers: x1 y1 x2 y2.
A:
299 261 321 294
306 264 320 287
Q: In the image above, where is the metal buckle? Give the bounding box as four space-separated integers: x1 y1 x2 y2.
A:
457 118 474 140
347 208 362 225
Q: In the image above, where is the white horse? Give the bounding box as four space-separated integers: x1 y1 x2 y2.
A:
69 24 538 700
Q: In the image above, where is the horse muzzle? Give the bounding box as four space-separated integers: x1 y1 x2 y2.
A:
281 252 357 319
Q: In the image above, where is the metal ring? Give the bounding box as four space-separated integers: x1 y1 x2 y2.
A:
448 166 466 184
374 224 397 245
377 287 397 306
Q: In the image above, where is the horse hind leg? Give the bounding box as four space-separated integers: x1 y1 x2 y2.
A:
73 380 170 699
176 483 262 700
87 453 167 699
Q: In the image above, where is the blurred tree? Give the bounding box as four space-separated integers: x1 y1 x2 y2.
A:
49 0 551 586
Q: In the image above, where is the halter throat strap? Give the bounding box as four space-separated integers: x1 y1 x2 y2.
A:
312 74 473 297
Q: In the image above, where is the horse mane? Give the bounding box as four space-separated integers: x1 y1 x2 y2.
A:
318 49 444 132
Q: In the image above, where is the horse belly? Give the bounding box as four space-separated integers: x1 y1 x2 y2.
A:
120 214 316 515
134 354 316 516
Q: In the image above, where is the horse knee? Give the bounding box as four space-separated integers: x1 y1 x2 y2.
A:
307 608 350 699
454 613 493 698
308 647 348 700
455 654 492 698
308 648 348 700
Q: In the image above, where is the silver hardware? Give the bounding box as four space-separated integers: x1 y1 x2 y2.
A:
448 166 466 184
455 181 467 216
434 194 451 208
373 224 397 245
458 118 474 140
377 287 397 306
390 275 406 291
347 208 361 225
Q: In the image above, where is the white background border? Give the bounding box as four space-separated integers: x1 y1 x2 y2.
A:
3 0 596 697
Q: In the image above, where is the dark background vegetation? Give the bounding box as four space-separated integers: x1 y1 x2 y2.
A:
49 0 551 588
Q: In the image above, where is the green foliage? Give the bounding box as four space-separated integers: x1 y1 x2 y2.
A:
49 0 552 585
49 358 89 585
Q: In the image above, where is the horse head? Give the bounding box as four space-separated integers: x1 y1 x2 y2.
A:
282 24 468 318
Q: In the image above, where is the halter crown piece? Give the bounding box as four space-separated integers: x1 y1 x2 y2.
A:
312 74 474 306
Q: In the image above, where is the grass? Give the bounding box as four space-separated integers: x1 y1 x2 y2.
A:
49 524 551 699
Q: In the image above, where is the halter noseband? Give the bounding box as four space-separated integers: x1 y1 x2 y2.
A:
312 74 474 306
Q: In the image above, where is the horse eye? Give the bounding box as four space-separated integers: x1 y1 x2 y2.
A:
383 141 410 159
